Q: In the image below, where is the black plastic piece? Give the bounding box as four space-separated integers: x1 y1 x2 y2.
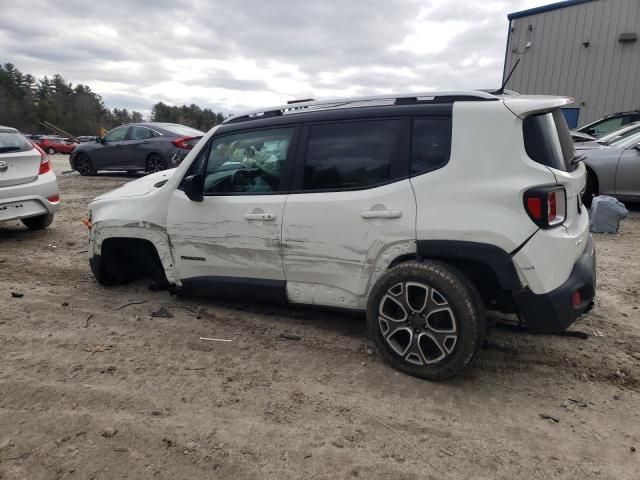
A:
179 276 288 304
416 240 522 290
513 234 596 333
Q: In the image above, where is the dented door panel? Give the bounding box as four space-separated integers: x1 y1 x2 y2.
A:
282 180 416 307
167 191 286 281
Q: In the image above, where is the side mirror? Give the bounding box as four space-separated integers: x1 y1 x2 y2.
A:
96 137 103 144
183 174 204 202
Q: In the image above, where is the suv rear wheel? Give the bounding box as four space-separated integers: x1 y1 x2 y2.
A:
367 261 484 381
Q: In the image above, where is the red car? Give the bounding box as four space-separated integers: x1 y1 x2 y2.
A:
37 137 79 155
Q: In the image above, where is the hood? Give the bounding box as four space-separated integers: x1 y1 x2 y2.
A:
94 169 177 201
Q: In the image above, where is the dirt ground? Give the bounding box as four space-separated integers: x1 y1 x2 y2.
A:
1 155 639 480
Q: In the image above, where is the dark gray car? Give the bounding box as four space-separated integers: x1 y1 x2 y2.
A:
69 123 204 176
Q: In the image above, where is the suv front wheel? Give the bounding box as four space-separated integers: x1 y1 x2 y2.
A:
367 261 484 381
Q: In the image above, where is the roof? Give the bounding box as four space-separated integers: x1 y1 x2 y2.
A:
508 0 595 20
223 90 499 125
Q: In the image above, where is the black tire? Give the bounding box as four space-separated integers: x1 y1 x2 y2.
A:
146 153 167 173
583 169 598 207
75 153 96 176
367 261 485 381
47 147 56 155
21 213 54 230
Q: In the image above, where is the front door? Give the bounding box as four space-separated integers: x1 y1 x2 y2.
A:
167 126 297 294
94 126 130 170
282 119 416 308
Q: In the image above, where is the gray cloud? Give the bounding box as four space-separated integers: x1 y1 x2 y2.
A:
0 0 546 115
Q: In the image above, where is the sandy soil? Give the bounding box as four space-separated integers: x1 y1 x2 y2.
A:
1 155 639 480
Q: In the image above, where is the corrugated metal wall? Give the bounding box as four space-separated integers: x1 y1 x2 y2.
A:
504 0 640 126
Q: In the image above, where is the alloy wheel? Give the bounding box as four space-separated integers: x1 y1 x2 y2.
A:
76 154 92 175
378 281 458 366
147 155 164 173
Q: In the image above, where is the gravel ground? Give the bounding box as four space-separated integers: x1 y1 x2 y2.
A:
1 155 639 480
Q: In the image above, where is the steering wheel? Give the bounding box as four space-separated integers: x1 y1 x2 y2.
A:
230 168 278 191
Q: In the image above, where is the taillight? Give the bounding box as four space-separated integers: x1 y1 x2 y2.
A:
32 143 51 175
524 186 566 228
172 136 198 149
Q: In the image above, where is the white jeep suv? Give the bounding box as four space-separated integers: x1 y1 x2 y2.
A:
87 91 595 380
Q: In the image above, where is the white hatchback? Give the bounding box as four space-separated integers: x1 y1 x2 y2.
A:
0 126 59 230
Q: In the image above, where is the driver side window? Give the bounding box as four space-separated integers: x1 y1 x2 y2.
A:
104 126 128 142
202 127 294 194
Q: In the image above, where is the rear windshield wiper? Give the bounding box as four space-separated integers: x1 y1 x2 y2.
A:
570 153 587 165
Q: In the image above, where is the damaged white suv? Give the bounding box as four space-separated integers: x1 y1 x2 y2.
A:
87 91 596 380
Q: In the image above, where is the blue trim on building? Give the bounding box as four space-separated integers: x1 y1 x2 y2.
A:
508 0 595 20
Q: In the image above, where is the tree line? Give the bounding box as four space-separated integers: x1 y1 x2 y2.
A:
0 63 226 136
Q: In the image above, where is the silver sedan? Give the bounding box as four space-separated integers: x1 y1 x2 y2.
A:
579 131 640 202
0 126 60 229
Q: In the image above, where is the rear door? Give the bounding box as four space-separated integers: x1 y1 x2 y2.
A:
0 130 41 188
126 126 155 169
281 118 415 309
167 126 298 291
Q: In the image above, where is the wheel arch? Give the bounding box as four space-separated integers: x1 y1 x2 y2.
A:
91 223 179 285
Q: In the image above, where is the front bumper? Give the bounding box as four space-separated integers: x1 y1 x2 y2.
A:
513 234 596 333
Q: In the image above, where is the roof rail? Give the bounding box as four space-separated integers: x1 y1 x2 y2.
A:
223 90 498 125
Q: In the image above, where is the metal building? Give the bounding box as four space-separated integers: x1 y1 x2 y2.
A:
503 0 640 128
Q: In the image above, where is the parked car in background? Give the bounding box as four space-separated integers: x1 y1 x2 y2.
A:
576 122 640 150
0 126 59 230
37 137 79 155
576 110 640 138
69 123 204 176
580 131 640 202
86 91 594 380
571 131 597 143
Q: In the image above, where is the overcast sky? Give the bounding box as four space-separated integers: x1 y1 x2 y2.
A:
0 0 551 116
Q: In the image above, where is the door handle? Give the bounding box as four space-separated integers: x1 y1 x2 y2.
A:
244 213 277 221
361 209 402 219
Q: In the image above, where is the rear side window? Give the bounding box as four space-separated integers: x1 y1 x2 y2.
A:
303 120 403 190
523 109 577 172
129 126 154 140
0 131 33 153
411 117 451 175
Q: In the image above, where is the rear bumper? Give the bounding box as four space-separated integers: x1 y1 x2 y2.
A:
513 234 596 333
0 171 60 222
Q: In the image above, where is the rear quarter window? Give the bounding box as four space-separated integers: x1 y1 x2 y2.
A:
523 109 577 172
411 117 451 175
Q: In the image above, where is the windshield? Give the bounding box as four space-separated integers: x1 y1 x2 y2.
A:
161 124 204 137
523 109 577 172
0 131 33 153
610 131 640 149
